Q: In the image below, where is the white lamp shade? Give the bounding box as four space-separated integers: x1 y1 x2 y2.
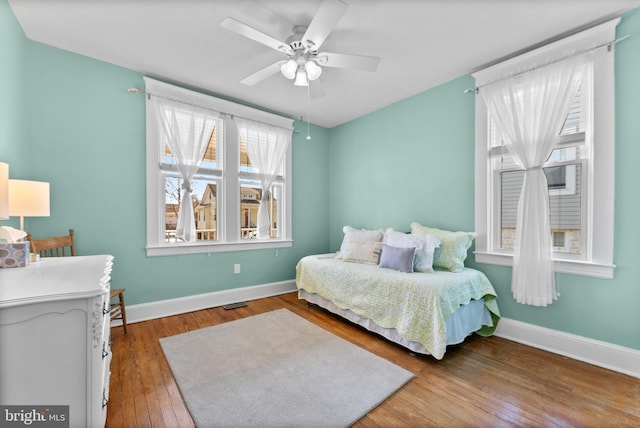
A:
280 60 298 80
305 61 322 81
8 179 50 217
0 163 8 220
294 68 309 87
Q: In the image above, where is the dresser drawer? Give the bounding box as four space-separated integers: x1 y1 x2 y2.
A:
94 366 110 428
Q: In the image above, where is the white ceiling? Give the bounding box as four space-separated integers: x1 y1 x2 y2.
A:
9 0 639 128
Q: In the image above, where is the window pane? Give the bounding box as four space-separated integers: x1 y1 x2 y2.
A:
500 164 582 254
239 138 252 171
270 183 282 239
164 175 181 242
239 136 285 177
549 163 581 254
201 128 218 169
239 179 281 239
499 170 522 250
240 180 260 239
194 181 218 242
560 85 584 135
547 146 579 163
164 175 218 242
164 124 219 169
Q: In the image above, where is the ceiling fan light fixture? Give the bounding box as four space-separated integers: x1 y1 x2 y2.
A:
305 60 322 81
280 59 298 79
294 68 309 86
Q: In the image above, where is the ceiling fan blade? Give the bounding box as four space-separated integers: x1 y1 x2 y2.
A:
302 0 348 50
242 1 294 41
220 17 291 55
317 52 381 72
240 61 284 86
309 80 325 99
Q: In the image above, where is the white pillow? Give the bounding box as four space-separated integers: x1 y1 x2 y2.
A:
337 226 384 259
341 241 383 265
383 228 440 272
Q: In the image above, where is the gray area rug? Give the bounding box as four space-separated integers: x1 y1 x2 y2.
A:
160 309 414 427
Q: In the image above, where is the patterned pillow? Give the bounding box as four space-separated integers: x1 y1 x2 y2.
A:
341 241 383 265
337 226 384 259
378 244 416 273
383 228 440 272
410 222 476 273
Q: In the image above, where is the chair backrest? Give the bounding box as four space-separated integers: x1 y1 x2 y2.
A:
27 229 75 257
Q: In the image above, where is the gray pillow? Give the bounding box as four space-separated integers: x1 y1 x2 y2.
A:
378 244 416 273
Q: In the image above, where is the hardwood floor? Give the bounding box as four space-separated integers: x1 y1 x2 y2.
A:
107 292 640 427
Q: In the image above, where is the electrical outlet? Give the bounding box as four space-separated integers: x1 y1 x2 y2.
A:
234 263 241 274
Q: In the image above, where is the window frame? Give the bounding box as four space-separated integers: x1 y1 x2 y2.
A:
473 19 617 279
144 77 294 257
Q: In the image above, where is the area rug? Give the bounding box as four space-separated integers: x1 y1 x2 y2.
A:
159 309 414 427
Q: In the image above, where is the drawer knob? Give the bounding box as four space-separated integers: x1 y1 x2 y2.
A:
102 343 109 360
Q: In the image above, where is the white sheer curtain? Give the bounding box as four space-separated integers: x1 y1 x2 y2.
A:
480 54 589 306
154 97 218 242
235 118 291 239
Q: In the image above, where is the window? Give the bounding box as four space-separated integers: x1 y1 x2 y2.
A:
473 19 617 278
144 77 293 256
492 83 587 256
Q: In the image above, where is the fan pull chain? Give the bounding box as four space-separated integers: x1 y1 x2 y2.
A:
306 84 311 141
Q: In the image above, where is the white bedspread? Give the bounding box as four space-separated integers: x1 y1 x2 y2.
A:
296 254 500 359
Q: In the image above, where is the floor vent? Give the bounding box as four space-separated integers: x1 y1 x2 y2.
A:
222 302 248 310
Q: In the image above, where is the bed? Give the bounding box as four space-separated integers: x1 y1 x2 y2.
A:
296 253 500 360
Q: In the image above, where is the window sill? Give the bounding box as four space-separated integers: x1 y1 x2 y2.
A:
147 239 293 257
474 251 615 279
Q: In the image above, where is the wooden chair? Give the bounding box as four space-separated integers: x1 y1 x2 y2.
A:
27 229 75 257
26 229 128 334
110 288 127 334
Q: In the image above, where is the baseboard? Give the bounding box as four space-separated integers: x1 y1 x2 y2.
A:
113 280 297 325
111 283 639 379
495 317 640 379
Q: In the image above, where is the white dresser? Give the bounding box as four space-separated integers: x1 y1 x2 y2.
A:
0 255 114 428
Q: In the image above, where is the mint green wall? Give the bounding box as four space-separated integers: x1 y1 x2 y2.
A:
2 1 330 305
328 9 640 351
0 0 27 199
328 74 475 240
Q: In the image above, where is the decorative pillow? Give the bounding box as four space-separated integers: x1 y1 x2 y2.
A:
411 222 477 273
341 241 383 265
383 228 440 273
378 244 416 273
337 226 384 259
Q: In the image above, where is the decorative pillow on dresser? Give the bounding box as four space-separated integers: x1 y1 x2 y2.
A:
383 228 440 272
410 222 476 273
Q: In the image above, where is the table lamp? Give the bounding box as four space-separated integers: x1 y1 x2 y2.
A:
8 179 50 231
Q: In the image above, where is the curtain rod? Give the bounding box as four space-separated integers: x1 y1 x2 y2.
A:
465 34 631 94
127 88 296 130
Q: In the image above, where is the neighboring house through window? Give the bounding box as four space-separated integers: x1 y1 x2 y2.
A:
144 77 293 256
473 19 617 278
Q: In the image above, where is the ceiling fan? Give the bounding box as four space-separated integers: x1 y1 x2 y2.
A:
220 0 381 95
